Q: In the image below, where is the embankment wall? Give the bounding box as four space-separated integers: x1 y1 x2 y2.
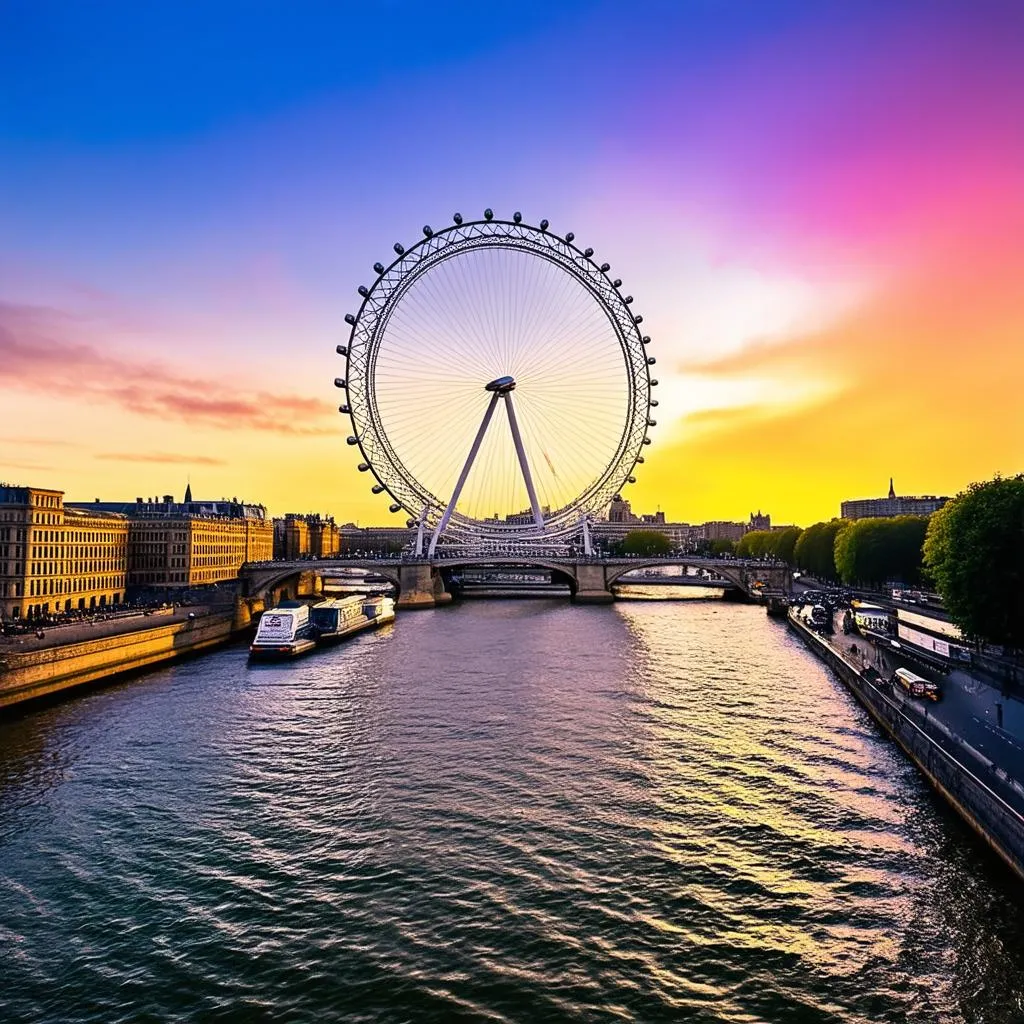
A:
0 613 235 712
787 614 1024 882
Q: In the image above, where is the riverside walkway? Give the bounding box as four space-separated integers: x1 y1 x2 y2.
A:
0 604 232 654
821 610 1024 820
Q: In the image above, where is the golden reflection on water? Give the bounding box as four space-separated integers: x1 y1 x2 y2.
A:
613 596 918 973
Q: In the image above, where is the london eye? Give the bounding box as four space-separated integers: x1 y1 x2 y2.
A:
336 211 657 554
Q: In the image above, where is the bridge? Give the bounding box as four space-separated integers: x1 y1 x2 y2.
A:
235 555 791 623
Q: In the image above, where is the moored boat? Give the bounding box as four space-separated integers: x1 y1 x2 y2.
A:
310 595 395 644
249 601 318 659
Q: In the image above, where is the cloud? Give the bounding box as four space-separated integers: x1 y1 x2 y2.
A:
637 245 1024 524
95 452 226 465
0 436 80 448
0 460 56 474
0 302 335 436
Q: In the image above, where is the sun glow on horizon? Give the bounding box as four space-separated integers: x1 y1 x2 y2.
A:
1 2 1021 525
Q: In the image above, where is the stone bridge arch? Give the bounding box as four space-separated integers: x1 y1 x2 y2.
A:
604 559 747 591
439 557 580 594
240 562 402 604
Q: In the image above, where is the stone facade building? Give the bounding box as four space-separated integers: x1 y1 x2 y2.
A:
272 514 340 560
748 511 771 531
64 490 273 597
701 521 748 543
840 479 948 520
0 484 129 619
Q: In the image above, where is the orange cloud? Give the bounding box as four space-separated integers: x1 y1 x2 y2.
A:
637 244 1024 525
0 302 333 436
95 452 226 465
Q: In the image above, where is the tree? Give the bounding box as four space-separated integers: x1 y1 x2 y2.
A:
923 476 1024 649
736 526 804 564
619 529 672 557
833 516 928 587
708 538 736 557
793 520 845 580
735 530 774 559
774 526 803 565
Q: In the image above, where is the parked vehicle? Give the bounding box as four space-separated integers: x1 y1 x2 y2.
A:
892 667 942 701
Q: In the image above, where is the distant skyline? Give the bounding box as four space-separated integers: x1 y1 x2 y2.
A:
2 1 1022 525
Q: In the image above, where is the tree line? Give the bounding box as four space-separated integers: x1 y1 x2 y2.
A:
789 476 1023 649
619 474 1023 649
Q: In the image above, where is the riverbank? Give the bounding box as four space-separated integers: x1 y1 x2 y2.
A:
0 608 237 712
786 611 1024 882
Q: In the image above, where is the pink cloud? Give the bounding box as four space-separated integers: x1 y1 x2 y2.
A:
95 452 226 465
0 302 335 436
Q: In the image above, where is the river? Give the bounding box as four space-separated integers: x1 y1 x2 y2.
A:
2 596 1022 1023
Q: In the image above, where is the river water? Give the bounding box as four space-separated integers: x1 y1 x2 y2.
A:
2 596 1022 1023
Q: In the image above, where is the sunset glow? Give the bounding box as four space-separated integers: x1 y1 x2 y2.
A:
2 1 1021 523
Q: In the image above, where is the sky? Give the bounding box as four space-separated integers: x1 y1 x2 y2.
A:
1 0 1022 527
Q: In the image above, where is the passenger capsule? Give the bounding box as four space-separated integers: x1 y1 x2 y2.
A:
613 278 622 287
647 356 656 365
334 377 347 388
584 247 594 257
513 211 522 223
628 476 637 484
339 404 350 414
540 219 549 231
641 335 650 345
358 463 370 472
648 418 657 426
393 242 405 255
389 503 402 514
373 262 385 274
346 436 359 446
643 437 652 445
358 285 369 298
372 484 385 494
624 295 633 304
565 232 575 242
650 399 659 407
600 263 610 272
484 208 494 220
636 456 645 464
650 378 659 386
423 225 432 237
634 314 644 324
336 344 348 356
344 313 356 325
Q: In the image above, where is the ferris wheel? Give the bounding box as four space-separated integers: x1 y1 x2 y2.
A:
335 210 657 555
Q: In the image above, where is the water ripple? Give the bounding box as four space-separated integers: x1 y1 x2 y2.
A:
1 598 1023 1023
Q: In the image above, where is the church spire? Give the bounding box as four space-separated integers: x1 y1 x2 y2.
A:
888 477 895 500
184 479 193 504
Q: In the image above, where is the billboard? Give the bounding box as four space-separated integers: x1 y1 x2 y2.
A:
897 623 957 659
896 607 963 640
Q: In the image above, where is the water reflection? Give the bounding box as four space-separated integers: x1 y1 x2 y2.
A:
1 598 1022 1023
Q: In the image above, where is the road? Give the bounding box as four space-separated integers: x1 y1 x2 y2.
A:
0 604 232 654
808 606 1024 817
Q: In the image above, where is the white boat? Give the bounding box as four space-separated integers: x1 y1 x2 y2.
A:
249 602 318 659
310 595 395 644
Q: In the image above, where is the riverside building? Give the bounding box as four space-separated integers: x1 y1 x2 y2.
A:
0 484 129 619
841 478 948 520
66 488 273 595
701 521 747 543
273 513 341 559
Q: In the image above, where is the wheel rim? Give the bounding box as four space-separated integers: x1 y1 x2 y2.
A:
341 216 653 542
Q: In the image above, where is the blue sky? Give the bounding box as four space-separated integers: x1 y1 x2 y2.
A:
2 1 1021 523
